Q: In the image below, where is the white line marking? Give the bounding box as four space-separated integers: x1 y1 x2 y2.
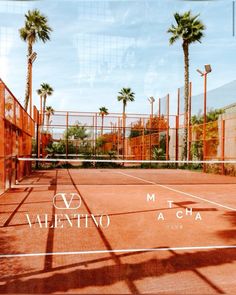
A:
0 245 236 258
117 171 236 211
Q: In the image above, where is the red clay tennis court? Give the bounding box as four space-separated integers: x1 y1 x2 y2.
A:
0 165 235 294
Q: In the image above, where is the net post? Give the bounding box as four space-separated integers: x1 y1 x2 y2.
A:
221 119 225 175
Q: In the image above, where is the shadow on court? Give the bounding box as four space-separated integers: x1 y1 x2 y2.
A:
217 211 236 241
0 169 236 294
0 248 236 293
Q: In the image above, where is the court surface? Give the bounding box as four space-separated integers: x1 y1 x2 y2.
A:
0 168 236 294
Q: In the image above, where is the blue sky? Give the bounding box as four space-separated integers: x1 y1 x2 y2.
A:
0 0 235 115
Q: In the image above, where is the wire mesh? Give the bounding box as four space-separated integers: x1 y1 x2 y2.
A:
35 82 236 174
2 79 236 192
0 79 34 194
37 110 175 163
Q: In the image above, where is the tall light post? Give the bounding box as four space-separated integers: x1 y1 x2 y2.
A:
29 52 37 117
148 96 155 161
197 64 212 168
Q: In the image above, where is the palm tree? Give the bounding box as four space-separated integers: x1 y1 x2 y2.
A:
167 11 205 160
19 9 52 112
37 83 54 125
99 107 109 136
117 87 135 159
45 106 55 131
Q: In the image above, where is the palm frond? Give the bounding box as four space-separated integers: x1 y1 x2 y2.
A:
37 83 54 97
99 106 109 115
117 87 135 110
168 10 205 45
19 9 52 45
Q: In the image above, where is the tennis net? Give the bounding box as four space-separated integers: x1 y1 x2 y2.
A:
17 157 236 172
13 157 236 187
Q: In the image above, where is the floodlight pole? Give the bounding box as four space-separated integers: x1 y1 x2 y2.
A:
203 73 207 151
29 62 32 117
202 73 208 172
29 52 37 118
197 65 212 172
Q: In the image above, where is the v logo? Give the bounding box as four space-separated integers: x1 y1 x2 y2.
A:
53 193 82 209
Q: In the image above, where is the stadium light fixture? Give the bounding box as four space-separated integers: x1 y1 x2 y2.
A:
148 96 155 118
196 69 204 76
148 96 155 103
205 64 212 74
29 52 37 63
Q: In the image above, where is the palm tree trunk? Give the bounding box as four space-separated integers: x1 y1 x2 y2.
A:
122 103 126 160
183 42 189 161
42 95 47 126
24 42 33 111
47 114 50 131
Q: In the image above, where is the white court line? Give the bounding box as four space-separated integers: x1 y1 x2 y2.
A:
1 172 235 259
117 171 236 212
1 245 236 258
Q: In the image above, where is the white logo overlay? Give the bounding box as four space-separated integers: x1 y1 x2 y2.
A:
25 192 110 229
53 193 82 210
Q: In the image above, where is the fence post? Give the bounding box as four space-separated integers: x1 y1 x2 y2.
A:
0 81 5 193
221 119 225 175
176 88 180 161
158 98 161 148
95 113 98 158
122 113 126 161
175 116 179 162
149 115 152 162
166 94 170 160
142 118 144 160
66 112 69 159
117 117 120 159
34 106 39 169
92 115 95 156
188 82 192 160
